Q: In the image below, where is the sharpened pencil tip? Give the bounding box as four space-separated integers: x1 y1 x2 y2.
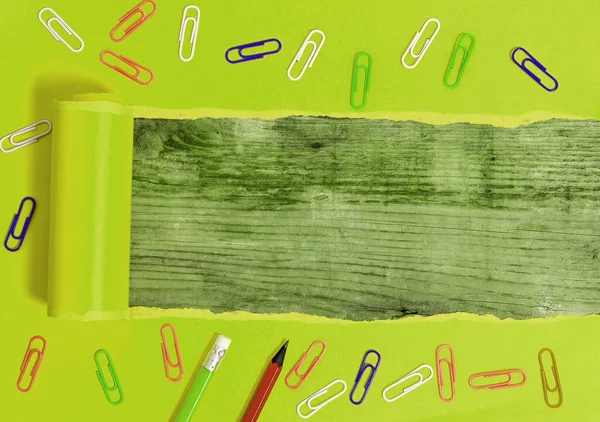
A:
272 340 289 366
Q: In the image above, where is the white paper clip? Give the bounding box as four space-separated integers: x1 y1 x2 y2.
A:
287 29 325 81
38 8 85 53
178 5 201 62
296 379 346 419
382 364 434 402
401 18 440 69
0 120 52 154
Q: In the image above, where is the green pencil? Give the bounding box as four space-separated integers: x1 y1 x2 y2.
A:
173 335 231 422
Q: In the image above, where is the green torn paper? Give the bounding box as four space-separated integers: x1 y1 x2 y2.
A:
129 116 600 320
48 97 133 319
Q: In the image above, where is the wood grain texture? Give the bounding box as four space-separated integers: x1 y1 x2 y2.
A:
129 116 600 320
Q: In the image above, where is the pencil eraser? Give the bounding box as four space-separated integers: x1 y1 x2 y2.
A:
215 334 231 350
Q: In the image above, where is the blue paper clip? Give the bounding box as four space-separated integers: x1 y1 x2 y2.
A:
225 38 282 64
349 349 381 405
511 47 558 92
4 197 36 252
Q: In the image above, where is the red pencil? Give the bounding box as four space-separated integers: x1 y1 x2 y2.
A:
242 340 289 422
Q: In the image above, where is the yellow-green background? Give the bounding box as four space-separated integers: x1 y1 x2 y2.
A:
2 0 599 420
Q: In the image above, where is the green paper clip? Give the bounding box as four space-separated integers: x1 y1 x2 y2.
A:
94 349 124 405
443 34 476 89
350 52 372 110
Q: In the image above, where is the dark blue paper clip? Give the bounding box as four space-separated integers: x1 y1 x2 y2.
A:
4 197 36 252
349 349 381 405
511 47 558 92
225 38 282 64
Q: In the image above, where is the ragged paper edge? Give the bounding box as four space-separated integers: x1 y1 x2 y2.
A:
54 96 132 116
48 308 129 321
129 306 599 325
132 106 594 128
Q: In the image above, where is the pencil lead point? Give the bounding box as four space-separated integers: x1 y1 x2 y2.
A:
272 340 289 366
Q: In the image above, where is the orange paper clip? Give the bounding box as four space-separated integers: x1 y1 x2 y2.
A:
539 348 562 408
109 0 157 42
436 344 456 402
469 369 527 390
100 50 154 86
17 336 46 392
161 323 184 382
285 340 326 389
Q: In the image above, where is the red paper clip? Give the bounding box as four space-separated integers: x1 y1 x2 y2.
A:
100 50 154 86
17 336 47 392
469 369 527 390
285 340 326 389
436 344 456 402
109 0 157 42
161 324 184 382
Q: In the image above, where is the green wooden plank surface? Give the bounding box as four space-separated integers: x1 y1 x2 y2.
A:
129 116 600 320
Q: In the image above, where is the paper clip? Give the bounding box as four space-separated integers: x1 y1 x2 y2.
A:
38 8 84 53
350 52 372 111
287 30 325 81
100 50 154 86
4 197 36 253
95 349 124 405
443 33 475 88
349 349 381 405
178 5 201 62
297 379 347 419
539 348 563 408
469 369 527 390
0 120 52 154
382 364 434 402
285 340 326 389
511 47 558 92
402 18 441 69
16 336 46 392
109 0 157 42
225 38 282 64
436 344 456 402
161 323 184 382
